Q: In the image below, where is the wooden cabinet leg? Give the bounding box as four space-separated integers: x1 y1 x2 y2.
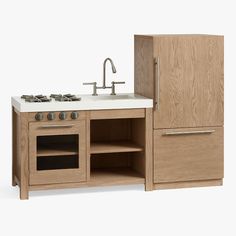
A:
19 112 29 200
145 108 153 191
20 186 29 200
145 183 153 191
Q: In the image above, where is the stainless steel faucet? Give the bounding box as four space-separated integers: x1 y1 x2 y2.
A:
83 58 125 96
103 58 117 89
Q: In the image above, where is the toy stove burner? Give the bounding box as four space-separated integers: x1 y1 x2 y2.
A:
50 94 81 102
21 95 51 103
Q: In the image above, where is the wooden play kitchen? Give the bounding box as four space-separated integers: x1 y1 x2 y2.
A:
12 34 224 199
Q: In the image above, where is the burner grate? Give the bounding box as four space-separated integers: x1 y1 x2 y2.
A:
21 94 81 102
50 94 81 102
21 95 51 103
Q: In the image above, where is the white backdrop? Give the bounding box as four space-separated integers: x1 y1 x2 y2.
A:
0 0 235 235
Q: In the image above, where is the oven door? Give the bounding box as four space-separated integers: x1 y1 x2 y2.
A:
29 121 86 185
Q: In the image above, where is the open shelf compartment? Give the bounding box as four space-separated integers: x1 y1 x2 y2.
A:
89 118 146 185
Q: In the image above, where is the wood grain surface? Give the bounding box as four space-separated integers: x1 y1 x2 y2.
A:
153 126 224 183
29 120 87 185
153 35 224 128
134 35 224 129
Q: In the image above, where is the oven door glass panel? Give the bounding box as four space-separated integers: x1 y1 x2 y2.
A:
37 135 79 170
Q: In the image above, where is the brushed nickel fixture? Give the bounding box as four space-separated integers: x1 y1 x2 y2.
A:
163 130 216 136
83 57 125 96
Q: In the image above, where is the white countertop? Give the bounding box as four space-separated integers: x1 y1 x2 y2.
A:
11 94 153 112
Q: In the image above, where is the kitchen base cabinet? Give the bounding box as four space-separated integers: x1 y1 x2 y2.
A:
153 127 223 186
88 109 153 191
12 108 153 199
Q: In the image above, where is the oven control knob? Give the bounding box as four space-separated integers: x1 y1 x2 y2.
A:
47 112 55 120
71 111 78 120
35 112 43 121
59 111 67 120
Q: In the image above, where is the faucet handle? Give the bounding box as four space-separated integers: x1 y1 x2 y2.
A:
83 82 98 96
112 81 125 85
83 82 96 85
111 81 125 95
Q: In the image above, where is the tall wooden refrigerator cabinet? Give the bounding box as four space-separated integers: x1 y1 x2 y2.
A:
134 35 224 189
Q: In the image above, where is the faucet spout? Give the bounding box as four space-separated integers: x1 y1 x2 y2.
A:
103 58 117 89
83 57 122 96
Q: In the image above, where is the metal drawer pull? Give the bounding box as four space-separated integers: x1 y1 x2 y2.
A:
163 130 215 136
154 57 160 110
40 124 75 129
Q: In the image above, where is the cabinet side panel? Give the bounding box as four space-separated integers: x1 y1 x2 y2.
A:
131 118 145 176
12 108 19 184
19 112 29 199
201 36 224 126
86 111 91 181
134 36 154 98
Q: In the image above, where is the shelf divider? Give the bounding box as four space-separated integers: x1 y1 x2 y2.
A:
90 141 143 154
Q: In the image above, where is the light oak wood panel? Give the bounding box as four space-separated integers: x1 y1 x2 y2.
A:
30 169 86 186
90 109 145 120
154 127 223 183
12 108 17 186
91 153 131 169
86 111 91 181
134 35 154 99
131 109 153 190
91 119 131 142
12 108 30 199
134 35 224 129
131 118 145 177
144 108 153 190
145 34 223 37
90 141 143 154
90 168 144 186
15 111 22 185
153 35 224 128
29 120 87 185
19 112 29 199
154 179 222 190
30 167 144 191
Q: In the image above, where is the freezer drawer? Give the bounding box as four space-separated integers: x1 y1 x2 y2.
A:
154 127 223 183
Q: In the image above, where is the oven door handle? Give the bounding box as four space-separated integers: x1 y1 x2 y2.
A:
39 124 75 129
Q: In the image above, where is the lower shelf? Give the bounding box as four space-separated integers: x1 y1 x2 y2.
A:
90 167 145 186
29 167 145 191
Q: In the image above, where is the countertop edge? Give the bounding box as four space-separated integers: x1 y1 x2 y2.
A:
11 94 153 112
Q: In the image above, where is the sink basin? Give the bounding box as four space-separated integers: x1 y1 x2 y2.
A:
87 94 134 100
